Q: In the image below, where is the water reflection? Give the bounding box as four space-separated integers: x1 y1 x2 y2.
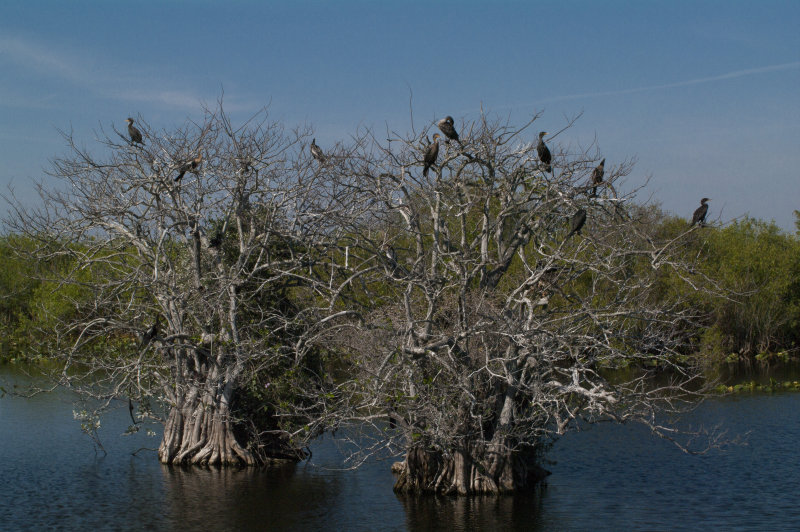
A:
5 363 800 531
398 489 546 532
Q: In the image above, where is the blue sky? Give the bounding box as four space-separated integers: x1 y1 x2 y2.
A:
2 1 799 229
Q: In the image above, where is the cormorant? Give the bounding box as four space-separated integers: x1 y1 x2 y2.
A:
537 132 552 173
591 158 605 197
209 228 224 248
567 209 587 238
437 116 461 144
175 154 202 182
691 198 710 227
310 138 326 164
125 118 144 146
140 315 160 349
423 134 440 177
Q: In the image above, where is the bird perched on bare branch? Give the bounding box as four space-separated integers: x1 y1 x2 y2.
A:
537 132 552 173
125 118 144 146
437 116 461 145
175 154 202 182
567 209 586 238
140 315 160 349
691 198 710 227
310 138 326 164
383 244 402 277
591 158 605 197
423 134 440 177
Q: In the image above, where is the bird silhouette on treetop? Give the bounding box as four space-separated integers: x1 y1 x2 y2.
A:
537 132 552 173
691 198 710 227
125 118 144 146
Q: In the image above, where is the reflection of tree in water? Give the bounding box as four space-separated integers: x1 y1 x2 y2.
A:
159 464 319 529
398 488 547 532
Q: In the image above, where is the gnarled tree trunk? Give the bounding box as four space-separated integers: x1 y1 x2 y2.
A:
158 386 256 466
392 441 549 495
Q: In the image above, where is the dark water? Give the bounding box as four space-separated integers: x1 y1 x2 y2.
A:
2 365 800 531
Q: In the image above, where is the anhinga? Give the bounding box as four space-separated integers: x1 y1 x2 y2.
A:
175 154 202 182
383 244 401 276
384 244 398 267
423 134 440 177
125 118 144 146
591 158 605 197
537 132 552 173
437 116 461 144
691 198 710 227
567 209 587 238
310 138 326 164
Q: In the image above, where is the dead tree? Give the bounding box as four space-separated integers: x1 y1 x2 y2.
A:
6 102 367 466
321 112 719 494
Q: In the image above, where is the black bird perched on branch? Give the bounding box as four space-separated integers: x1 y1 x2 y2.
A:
691 198 710 227
125 118 144 146
567 209 587 238
537 132 552 173
591 158 605 197
437 116 461 144
209 227 224 248
423 134 440 177
310 138 326 164
140 315 160 349
175 154 202 182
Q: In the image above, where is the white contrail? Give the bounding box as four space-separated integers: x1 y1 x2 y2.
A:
536 61 800 104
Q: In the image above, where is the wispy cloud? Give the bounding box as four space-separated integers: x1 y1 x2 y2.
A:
0 36 209 111
525 61 800 107
0 37 87 82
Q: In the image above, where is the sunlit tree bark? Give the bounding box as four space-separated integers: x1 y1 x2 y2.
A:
7 102 365 465
321 112 719 494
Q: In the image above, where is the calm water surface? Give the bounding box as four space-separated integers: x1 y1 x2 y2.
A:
2 364 800 531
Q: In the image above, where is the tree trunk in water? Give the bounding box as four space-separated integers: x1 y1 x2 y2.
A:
392 442 549 495
158 397 256 466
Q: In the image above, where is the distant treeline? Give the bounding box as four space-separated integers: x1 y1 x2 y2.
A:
3 208 800 371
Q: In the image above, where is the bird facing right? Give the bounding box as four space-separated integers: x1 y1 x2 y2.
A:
175 154 203 183
691 198 710 227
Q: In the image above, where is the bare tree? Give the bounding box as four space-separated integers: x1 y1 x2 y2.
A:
6 102 366 465
319 113 718 494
